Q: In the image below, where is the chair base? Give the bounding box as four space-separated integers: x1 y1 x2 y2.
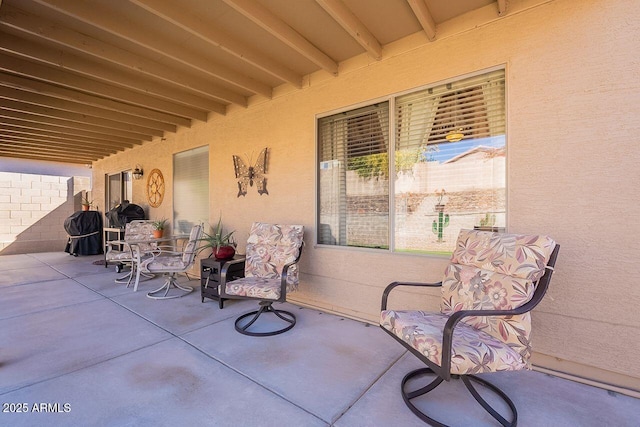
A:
146 274 194 300
235 301 296 336
115 265 153 288
401 367 517 427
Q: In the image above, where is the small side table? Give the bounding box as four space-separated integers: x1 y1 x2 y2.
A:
200 256 245 308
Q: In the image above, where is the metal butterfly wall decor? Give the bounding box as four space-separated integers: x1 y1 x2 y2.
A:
232 147 269 197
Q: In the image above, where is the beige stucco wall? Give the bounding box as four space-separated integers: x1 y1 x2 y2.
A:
92 0 640 391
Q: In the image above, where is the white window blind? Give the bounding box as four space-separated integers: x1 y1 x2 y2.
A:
173 146 209 235
318 103 389 247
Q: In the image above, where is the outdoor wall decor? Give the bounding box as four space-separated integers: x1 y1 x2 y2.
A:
146 168 165 208
233 147 269 197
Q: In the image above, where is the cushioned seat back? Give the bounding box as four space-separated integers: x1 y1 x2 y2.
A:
440 230 556 361
125 220 157 253
244 222 304 287
182 224 203 264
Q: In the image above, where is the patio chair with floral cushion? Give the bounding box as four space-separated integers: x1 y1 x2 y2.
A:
104 220 158 291
218 222 304 336
380 229 559 426
139 224 202 300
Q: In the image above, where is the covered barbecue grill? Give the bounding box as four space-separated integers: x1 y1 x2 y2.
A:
64 210 103 256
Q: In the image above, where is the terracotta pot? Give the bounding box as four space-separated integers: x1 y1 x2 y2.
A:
81 204 90 211
153 229 163 238
214 245 235 260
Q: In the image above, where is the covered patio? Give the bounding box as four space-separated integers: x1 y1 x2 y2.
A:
1 252 638 426
1 0 640 424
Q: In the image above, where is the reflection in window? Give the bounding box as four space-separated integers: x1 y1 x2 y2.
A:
318 69 505 254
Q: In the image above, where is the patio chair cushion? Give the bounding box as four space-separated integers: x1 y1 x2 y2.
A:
440 230 557 361
182 224 201 263
244 222 304 289
105 220 157 262
141 256 190 272
381 230 556 374
225 276 294 300
380 310 527 375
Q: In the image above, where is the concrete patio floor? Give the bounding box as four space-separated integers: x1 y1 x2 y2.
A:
1 252 638 426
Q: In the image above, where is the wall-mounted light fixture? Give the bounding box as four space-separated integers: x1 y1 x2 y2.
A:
445 128 464 142
132 164 144 180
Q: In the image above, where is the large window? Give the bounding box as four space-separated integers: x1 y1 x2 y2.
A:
173 146 209 234
317 68 505 254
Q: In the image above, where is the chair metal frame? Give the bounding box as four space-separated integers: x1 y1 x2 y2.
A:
104 220 157 291
141 224 202 300
381 244 560 426
219 241 304 337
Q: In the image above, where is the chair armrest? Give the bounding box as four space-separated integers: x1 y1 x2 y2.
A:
218 258 247 297
278 241 304 302
439 257 559 379
381 281 442 311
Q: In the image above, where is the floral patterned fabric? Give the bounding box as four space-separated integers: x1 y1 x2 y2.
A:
105 220 157 262
380 310 528 375
381 229 556 375
141 225 202 273
225 222 304 300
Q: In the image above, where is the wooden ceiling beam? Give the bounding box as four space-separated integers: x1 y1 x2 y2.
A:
0 5 248 106
497 0 507 16
0 89 163 137
0 134 117 156
407 0 436 41
315 0 382 60
0 129 125 151
0 147 96 163
0 105 153 141
0 53 211 121
31 0 275 96
0 138 109 158
221 0 338 75
0 73 183 130
0 34 237 110
130 0 303 88
1 121 139 147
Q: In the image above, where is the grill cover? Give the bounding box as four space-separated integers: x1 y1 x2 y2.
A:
105 201 145 228
64 211 103 255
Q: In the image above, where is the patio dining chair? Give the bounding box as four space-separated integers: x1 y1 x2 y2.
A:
380 229 559 426
139 224 203 300
104 220 158 291
218 222 304 336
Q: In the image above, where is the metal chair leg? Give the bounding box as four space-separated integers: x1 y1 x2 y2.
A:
146 273 194 300
400 368 517 427
235 301 296 336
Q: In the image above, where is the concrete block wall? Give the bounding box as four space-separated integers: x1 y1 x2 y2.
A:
0 172 91 254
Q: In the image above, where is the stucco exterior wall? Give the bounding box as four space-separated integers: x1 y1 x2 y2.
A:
92 0 640 391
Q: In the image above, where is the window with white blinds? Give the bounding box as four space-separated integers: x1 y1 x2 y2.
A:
317 68 506 253
173 145 209 235
318 103 389 248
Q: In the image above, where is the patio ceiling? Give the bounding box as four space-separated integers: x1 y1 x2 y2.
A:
0 0 508 165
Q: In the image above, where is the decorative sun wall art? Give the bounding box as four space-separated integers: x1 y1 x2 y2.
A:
232 147 269 197
146 168 165 207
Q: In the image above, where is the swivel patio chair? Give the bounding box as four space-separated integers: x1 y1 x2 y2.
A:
104 220 158 291
140 224 202 300
380 229 559 426
218 222 304 336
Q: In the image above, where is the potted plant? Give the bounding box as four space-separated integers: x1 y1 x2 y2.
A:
198 217 237 260
151 218 168 238
81 194 92 211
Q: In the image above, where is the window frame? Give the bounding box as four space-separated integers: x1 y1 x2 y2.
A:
315 66 507 254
